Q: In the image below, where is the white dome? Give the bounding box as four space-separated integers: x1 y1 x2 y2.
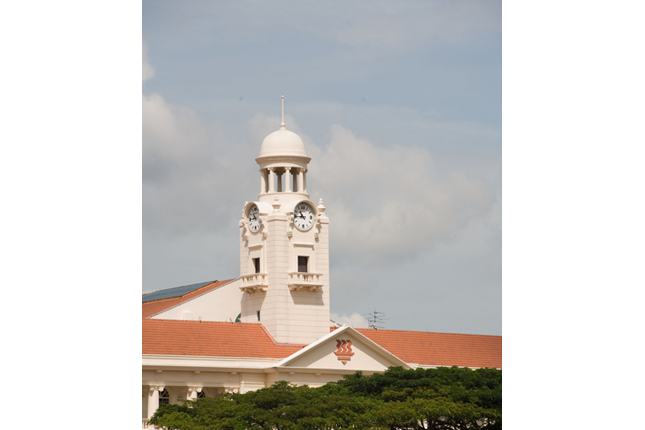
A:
259 128 308 158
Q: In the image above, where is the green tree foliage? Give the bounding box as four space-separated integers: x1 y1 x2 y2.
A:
149 366 501 430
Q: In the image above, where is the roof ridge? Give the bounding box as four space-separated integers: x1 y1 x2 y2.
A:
356 328 501 338
142 279 238 304
141 281 217 304
143 319 262 326
148 279 218 293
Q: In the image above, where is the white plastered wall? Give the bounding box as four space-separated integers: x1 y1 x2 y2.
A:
150 279 243 322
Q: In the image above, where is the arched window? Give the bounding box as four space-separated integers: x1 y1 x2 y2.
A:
197 390 206 399
159 388 170 405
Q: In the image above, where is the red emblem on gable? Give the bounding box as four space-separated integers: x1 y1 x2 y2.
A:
334 339 354 365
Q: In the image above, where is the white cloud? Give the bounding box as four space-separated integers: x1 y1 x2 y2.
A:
307 125 494 266
143 92 211 180
143 89 253 237
143 41 154 83
144 101 497 301
331 312 369 329
244 116 496 268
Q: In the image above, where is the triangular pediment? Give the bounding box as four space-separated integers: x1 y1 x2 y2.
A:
276 326 410 371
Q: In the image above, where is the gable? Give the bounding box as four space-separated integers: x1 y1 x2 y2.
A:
277 327 409 372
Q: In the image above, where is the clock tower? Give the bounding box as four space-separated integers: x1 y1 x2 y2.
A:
238 98 330 344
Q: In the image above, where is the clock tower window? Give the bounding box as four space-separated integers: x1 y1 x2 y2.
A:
298 256 309 273
253 258 261 274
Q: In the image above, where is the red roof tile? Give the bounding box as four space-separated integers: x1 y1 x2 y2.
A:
142 279 235 319
357 328 501 369
142 319 306 359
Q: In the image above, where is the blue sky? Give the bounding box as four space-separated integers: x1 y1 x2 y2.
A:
143 0 502 335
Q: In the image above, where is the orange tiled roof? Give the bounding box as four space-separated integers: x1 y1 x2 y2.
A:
142 319 306 358
142 279 235 319
357 328 501 369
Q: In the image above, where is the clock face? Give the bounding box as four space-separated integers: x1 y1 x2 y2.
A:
294 203 315 231
247 205 261 232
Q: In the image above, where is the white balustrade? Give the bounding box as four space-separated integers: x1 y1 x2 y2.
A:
239 273 268 294
287 272 323 291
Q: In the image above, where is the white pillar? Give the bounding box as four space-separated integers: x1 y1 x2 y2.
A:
260 169 266 194
284 168 291 192
298 168 303 192
268 168 275 193
303 169 308 193
147 385 163 419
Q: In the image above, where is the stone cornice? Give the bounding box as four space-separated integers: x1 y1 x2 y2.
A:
143 354 283 371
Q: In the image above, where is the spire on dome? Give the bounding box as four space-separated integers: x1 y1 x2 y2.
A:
257 96 309 159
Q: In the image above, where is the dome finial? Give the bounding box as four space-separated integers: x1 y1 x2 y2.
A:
281 95 286 129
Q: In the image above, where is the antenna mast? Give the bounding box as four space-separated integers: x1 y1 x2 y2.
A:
366 309 388 329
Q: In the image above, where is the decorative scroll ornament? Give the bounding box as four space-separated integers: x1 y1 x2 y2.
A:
241 219 250 241
241 202 250 240
261 216 268 239
334 339 354 365
287 214 294 238
188 386 203 396
315 198 325 240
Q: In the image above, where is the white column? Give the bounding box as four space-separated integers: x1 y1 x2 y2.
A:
298 168 303 192
147 385 163 419
276 169 282 192
284 168 291 192
268 168 275 193
260 169 266 194
303 168 308 193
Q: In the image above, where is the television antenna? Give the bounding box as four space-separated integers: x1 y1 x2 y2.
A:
365 309 388 329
